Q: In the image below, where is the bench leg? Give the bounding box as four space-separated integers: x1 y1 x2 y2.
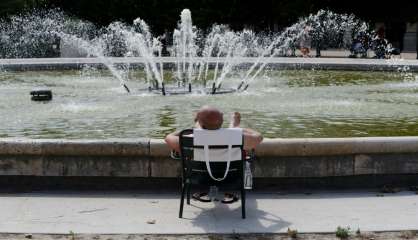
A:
186 181 191 205
241 189 246 219
179 182 186 218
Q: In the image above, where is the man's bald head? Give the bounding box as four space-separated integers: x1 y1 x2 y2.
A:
196 106 223 130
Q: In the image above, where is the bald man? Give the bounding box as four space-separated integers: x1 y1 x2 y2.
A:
165 106 263 152
165 106 262 203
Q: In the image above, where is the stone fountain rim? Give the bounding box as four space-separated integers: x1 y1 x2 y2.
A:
0 136 418 157
1 57 418 72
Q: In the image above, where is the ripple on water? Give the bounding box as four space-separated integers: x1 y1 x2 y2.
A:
1 69 418 138
60 102 103 113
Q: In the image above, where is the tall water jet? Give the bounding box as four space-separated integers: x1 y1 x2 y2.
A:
59 31 131 93
172 9 198 90
129 18 163 89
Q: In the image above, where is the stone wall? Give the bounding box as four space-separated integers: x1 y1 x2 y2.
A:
1 137 418 179
1 57 418 72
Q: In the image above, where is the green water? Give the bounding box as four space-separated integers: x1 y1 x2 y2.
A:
0 69 417 139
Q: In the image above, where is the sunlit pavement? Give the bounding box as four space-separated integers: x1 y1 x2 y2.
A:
0 190 417 234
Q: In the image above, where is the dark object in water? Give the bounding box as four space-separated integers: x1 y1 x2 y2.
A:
140 86 236 95
30 89 52 101
122 84 130 93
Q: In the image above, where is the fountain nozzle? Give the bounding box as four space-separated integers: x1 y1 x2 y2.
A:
211 82 216 94
237 81 244 91
123 84 130 93
162 82 166 96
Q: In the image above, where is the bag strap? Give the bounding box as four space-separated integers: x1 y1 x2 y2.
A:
203 144 232 181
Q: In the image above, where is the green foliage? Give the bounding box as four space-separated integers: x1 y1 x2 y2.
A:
0 0 26 16
69 230 75 240
0 0 49 17
336 226 350 239
1 0 417 33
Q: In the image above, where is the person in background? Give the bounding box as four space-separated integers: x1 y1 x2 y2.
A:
299 26 311 57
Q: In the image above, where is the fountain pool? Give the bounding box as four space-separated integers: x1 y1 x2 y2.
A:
1 9 418 140
1 68 417 139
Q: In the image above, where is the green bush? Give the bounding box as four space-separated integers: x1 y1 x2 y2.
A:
336 226 350 239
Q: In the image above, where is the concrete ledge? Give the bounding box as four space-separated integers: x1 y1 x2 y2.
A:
149 139 181 177
256 137 418 156
0 138 149 156
149 139 170 157
0 155 149 177
0 137 417 182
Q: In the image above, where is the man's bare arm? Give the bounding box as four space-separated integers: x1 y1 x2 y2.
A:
165 115 201 153
242 128 263 150
229 112 263 150
164 130 181 152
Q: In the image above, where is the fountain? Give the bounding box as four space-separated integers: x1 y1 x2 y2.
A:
0 8 417 139
1 8 398 95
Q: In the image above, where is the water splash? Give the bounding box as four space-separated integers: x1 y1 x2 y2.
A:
171 9 198 89
0 8 400 94
237 10 373 90
0 9 95 58
59 31 130 91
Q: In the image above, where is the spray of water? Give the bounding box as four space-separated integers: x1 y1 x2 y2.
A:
1 8 394 94
171 9 198 89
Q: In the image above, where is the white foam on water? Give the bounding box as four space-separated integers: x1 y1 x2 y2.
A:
60 102 102 113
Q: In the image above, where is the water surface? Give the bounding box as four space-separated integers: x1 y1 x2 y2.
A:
0 69 417 139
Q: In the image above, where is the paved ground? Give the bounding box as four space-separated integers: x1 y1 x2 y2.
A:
1 231 418 240
0 190 417 234
310 50 417 59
